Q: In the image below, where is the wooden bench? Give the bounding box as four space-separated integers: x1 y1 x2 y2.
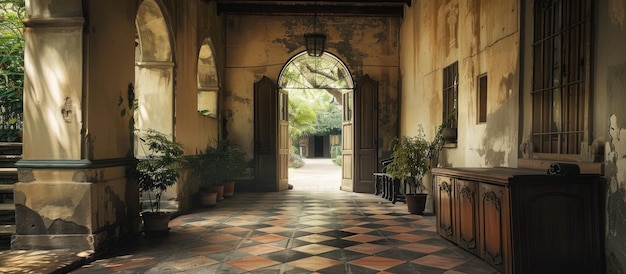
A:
373 172 405 204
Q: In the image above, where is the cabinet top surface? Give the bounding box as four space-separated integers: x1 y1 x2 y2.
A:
431 167 601 185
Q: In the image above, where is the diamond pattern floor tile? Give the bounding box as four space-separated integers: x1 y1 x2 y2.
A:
349 255 405 271
66 190 500 274
287 256 342 271
226 256 281 271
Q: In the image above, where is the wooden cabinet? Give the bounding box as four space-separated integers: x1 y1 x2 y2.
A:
432 167 604 274
509 175 603 273
435 176 455 242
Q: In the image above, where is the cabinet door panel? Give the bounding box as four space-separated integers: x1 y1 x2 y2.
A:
479 183 510 273
436 176 455 242
456 179 479 255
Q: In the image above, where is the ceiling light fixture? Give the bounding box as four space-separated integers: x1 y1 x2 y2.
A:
304 1 326 57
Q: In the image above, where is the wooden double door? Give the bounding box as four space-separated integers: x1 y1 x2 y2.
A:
254 75 378 193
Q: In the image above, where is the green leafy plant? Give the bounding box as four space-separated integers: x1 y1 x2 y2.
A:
387 125 444 193
136 129 185 213
190 139 247 188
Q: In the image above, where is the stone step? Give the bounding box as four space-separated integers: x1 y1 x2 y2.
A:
0 224 15 234
0 224 15 251
0 143 22 156
0 203 16 212
0 155 21 168
0 184 12 194
0 168 17 185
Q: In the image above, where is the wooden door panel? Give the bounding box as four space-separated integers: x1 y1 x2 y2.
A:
278 110 289 191
456 179 479 255
479 183 510 273
353 75 378 193
254 76 278 191
341 90 354 192
436 176 455 242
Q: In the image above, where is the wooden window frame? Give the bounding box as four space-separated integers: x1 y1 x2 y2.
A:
443 62 459 129
477 74 487 124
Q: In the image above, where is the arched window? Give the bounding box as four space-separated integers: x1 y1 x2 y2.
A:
197 38 219 117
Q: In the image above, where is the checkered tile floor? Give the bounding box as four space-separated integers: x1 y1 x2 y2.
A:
72 190 500 273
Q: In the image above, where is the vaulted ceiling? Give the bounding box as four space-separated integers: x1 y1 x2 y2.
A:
215 0 412 17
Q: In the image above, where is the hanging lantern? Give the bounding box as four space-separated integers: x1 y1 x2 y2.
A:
304 1 325 57
304 33 326 57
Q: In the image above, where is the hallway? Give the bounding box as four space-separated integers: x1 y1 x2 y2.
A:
68 171 499 273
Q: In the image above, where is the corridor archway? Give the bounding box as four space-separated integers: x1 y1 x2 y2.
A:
278 52 356 191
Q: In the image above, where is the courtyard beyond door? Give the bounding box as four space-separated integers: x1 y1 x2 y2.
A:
289 158 342 191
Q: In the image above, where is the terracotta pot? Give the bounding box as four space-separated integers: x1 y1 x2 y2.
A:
405 193 428 215
199 191 218 206
223 181 235 198
141 212 171 236
210 184 225 201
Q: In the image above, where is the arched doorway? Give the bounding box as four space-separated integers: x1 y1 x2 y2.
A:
277 52 357 191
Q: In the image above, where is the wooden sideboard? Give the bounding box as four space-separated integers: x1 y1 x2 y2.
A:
432 167 604 274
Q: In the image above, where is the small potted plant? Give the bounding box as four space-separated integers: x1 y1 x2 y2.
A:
189 143 223 205
387 126 444 214
219 139 247 198
136 129 185 235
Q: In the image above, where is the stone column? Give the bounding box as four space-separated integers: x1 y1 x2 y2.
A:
13 0 138 251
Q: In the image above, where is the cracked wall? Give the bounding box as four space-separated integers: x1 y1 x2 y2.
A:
225 15 399 160
605 114 626 273
400 0 520 168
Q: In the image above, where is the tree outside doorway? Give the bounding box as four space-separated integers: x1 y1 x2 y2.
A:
278 52 353 190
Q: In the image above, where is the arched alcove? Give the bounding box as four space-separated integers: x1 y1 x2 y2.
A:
135 0 175 156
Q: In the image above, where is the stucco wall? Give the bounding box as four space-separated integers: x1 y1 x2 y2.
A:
596 0 626 272
400 0 520 168
224 15 399 161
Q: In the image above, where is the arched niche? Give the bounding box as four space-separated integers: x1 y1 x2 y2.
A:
134 0 174 156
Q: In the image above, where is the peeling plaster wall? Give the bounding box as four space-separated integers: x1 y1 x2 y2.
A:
400 0 520 168
172 0 222 155
224 15 399 161
13 166 133 250
598 1 626 271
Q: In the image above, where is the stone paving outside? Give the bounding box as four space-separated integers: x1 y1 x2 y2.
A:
0 158 499 273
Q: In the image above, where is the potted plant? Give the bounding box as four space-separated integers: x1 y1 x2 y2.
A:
219 139 247 198
136 129 185 236
387 126 444 214
189 143 223 205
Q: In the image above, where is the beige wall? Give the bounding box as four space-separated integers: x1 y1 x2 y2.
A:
224 15 400 160
400 0 520 168
590 0 626 271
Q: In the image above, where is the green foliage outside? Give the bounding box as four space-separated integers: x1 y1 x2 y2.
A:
0 0 25 142
288 89 342 168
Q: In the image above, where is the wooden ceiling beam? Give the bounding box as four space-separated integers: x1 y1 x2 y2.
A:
215 0 410 17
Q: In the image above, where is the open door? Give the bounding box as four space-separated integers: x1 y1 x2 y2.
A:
353 75 378 193
278 90 289 191
254 76 288 191
340 89 354 191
